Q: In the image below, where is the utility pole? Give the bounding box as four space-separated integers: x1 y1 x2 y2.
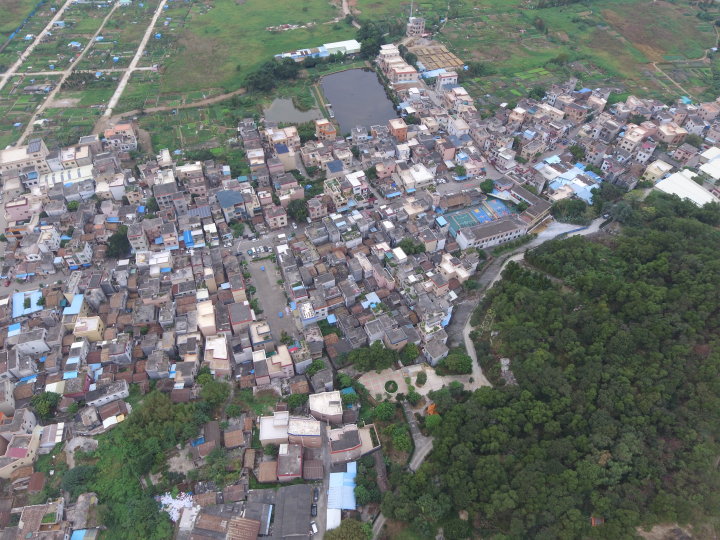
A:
410 0 413 20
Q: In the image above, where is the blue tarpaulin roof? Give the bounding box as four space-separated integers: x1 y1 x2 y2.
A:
8 323 21 337
327 314 337 324
63 371 78 380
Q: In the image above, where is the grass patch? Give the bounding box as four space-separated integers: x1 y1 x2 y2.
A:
234 388 279 416
161 0 354 92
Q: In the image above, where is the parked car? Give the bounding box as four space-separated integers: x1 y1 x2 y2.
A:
311 504 317 517
247 249 253 255
252 238 259 242
263 246 269 252
313 488 319 502
310 522 318 535
292 222 297 229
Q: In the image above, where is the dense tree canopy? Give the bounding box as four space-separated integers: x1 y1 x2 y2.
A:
381 192 720 539
106 225 130 258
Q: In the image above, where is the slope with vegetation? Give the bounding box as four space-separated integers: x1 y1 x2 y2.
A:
381 192 720 540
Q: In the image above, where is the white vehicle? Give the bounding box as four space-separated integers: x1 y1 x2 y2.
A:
292 222 297 229
310 522 318 535
252 238 259 242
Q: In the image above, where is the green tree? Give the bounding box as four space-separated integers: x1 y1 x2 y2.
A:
67 402 79 416
567 144 585 161
480 178 495 193
23 298 30 309
454 165 466 177
201 380 230 408
106 225 130 258
264 444 278 457
627 113 647 126
31 392 61 420
425 414 441 431
406 391 422 406
444 350 472 374
415 371 427 387
365 165 377 180
342 392 359 406
527 86 546 100
67 200 80 211
287 393 309 409
62 465 95 499
305 359 326 377
287 198 308 222
373 402 396 421
324 518 371 540
401 343 419 365
146 197 160 212
516 201 528 212
684 133 704 148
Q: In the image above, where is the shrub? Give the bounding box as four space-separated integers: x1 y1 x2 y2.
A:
226 404 242 417
416 372 427 387
392 426 412 452
384 380 398 393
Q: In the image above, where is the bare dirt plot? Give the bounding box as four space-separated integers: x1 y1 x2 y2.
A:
638 524 692 540
167 444 197 475
46 97 82 108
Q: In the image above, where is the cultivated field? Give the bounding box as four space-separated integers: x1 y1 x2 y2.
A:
0 0 45 43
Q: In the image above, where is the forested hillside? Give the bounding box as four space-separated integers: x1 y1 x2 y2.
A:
381 193 720 540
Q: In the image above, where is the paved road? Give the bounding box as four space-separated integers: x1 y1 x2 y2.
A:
104 0 168 118
16 3 120 146
316 423 332 539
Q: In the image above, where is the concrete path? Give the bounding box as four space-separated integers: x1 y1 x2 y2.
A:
401 401 433 472
341 0 361 29
104 0 168 117
65 436 98 469
16 3 120 146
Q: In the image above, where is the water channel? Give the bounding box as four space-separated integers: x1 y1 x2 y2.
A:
320 68 398 135
263 97 324 124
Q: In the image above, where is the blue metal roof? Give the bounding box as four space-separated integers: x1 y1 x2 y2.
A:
328 466 357 509
64 294 84 315
12 290 43 318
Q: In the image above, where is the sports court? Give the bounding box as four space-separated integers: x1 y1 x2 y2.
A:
447 196 516 236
